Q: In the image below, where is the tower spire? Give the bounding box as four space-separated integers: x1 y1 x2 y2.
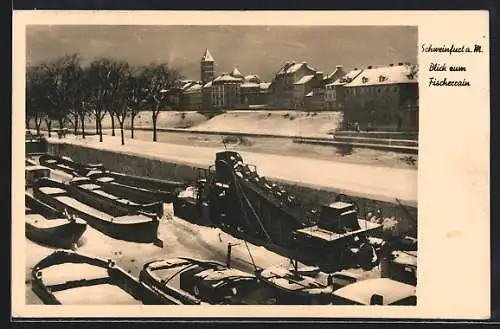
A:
201 48 215 62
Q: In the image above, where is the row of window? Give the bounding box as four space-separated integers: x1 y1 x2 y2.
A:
346 85 399 95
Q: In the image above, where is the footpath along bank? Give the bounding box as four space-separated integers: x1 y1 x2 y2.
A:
45 135 418 237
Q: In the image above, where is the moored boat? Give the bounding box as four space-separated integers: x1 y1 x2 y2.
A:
25 165 51 188
31 249 179 305
87 170 186 203
33 178 159 243
39 154 103 176
240 263 334 305
69 177 164 218
25 209 87 250
139 257 259 305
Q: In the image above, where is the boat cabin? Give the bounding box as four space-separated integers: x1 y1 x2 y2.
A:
331 278 416 305
141 257 258 305
240 266 333 305
25 165 51 188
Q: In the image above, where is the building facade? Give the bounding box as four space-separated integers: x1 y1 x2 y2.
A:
343 63 419 131
268 61 318 109
324 68 363 110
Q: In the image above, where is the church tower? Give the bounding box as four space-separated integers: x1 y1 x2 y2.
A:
200 48 216 84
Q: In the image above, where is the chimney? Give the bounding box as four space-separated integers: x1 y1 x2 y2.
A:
368 66 373 69
398 62 404 66
389 63 394 67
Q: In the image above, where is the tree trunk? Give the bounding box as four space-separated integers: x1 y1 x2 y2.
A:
25 118 30 130
35 116 42 136
45 119 52 137
58 117 64 138
152 112 158 142
130 114 135 139
111 113 116 136
120 122 125 145
98 120 103 142
95 115 99 134
73 114 79 135
80 115 86 139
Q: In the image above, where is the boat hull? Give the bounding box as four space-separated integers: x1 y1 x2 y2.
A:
69 181 163 218
25 218 87 249
33 180 159 243
88 171 185 203
31 250 177 305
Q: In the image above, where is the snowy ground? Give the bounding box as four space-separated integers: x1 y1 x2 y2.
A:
103 129 418 170
25 165 382 305
48 134 417 205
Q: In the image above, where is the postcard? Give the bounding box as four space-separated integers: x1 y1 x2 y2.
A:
12 10 490 319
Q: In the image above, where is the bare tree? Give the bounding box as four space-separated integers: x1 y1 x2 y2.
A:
140 63 182 142
42 54 82 137
86 58 116 142
127 67 149 139
104 60 131 145
26 65 48 136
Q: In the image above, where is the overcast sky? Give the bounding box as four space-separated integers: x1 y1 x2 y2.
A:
27 25 417 81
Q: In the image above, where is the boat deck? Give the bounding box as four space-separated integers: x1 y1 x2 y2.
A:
53 284 143 305
26 214 70 229
54 195 152 225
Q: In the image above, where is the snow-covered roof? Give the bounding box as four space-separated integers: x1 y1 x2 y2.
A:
277 61 317 75
240 82 260 88
184 83 202 93
259 82 271 90
333 278 416 305
345 64 418 87
231 68 244 78
306 91 313 97
203 81 212 88
325 65 345 81
244 74 261 83
201 49 215 62
213 73 243 83
294 74 315 85
327 69 364 87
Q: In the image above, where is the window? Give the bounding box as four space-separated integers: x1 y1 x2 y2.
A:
394 86 399 92
377 88 381 93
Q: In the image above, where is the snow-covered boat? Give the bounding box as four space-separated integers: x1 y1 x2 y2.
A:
39 154 103 176
31 250 177 305
25 192 87 249
33 178 159 243
87 170 186 203
139 257 258 305
69 177 163 218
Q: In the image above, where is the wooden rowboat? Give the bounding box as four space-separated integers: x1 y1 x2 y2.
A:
31 250 180 305
33 178 159 243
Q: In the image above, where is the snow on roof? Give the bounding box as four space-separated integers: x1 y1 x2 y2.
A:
240 82 260 88
201 49 215 62
345 64 418 87
231 68 244 78
333 278 416 305
213 73 243 83
277 61 317 75
327 69 363 87
294 74 315 85
260 82 271 90
306 91 313 97
203 81 213 88
184 83 202 93
244 74 261 83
